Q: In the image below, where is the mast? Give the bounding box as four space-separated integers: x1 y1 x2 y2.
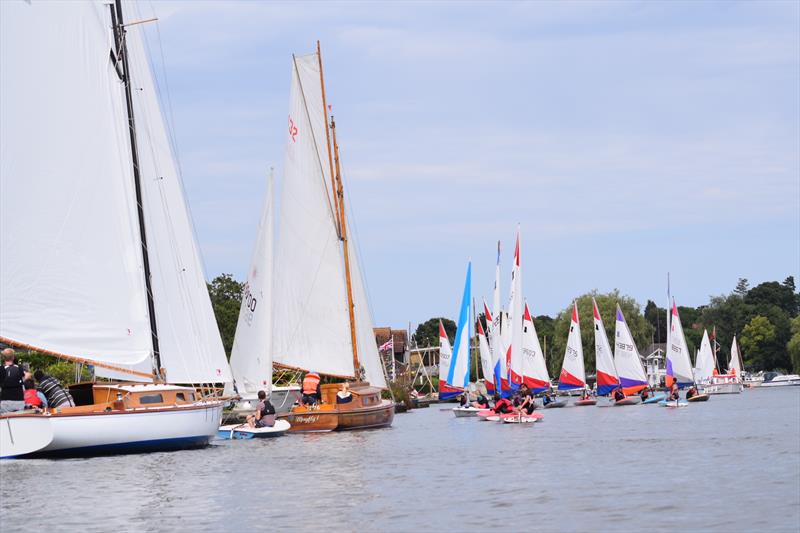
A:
317 41 341 236
330 116 360 378
112 0 162 379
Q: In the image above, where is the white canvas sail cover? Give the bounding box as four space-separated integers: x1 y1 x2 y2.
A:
272 52 355 379
507 229 523 386
558 303 586 390
667 301 694 386
613 305 648 393
593 299 619 395
695 330 715 382
230 174 275 395
521 303 550 392
729 336 744 374
438 320 453 386
0 1 153 370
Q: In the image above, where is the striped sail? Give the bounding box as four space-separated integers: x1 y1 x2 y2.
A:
447 263 472 392
593 299 619 396
613 305 648 394
666 300 694 388
558 302 586 390
522 303 550 392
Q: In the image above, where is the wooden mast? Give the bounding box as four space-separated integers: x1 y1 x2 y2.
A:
317 41 342 237
330 116 361 379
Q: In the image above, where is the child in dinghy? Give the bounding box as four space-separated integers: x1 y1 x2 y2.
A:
247 391 276 428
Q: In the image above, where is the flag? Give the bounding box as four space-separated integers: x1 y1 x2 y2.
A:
379 338 393 353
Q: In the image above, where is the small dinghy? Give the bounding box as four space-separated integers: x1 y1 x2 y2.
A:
687 394 710 402
642 393 667 405
574 398 597 406
218 420 291 440
452 406 481 417
501 413 543 424
543 399 568 409
658 399 688 408
613 397 639 406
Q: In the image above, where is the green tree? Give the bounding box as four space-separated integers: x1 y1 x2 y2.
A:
787 316 800 373
740 315 777 370
548 291 653 379
413 317 456 347
734 278 750 297
207 273 243 358
699 293 754 366
534 315 555 367
644 300 667 344
745 281 798 317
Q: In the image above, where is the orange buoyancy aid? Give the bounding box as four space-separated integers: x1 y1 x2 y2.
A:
24 388 42 407
302 373 321 395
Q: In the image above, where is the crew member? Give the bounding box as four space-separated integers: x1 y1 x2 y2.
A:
0 351 25 413
613 387 625 402
247 390 275 428
302 371 322 405
34 370 74 409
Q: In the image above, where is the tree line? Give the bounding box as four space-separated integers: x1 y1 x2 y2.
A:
411 276 800 375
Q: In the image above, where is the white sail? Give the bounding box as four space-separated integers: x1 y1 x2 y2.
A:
477 318 494 388
695 330 715 383
729 336 744 374
521 303 550 392
558 302 586 390
613 305 648 393
271 53 354 378
667 301 694 386
122 19 231 384
507 228 523 386
438 320 453 386
593 299 619 395
0 1 152 369
230 174 275 395
489 241 506 388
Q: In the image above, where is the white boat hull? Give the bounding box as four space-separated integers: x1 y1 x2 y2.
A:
700 382 743 394
1 403 222 458
761 376 800 387
452 406 480 417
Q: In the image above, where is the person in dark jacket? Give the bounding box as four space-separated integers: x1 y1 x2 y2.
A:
247 390 275 428
1 351 26 413
34 370 74 409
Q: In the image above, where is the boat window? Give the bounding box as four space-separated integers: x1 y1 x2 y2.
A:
176 393 186 401
139 394 164 405
187 392 195 401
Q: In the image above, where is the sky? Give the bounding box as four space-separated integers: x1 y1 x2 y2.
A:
133 0 800 329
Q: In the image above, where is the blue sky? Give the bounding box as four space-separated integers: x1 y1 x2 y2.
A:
135 0 799 328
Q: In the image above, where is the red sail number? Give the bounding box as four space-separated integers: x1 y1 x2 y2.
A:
288 116 298 142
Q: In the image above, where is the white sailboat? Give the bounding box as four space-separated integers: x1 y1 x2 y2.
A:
558 302 587 392
698 332 743 394
270 44 392 431
695 330 716 383
521 303 551 393
664 300 709 403
0 1 228 457
507 228 524 389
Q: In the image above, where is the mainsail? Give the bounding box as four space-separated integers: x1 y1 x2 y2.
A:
438 320 457 399
666 301 694 387
507 229 523 387
694 330 716 383
593 299 619 396
482 301 498 392
613 305 648 394
476 319 494 391
521 303 550 392
230 174 275 395
0 1 229 384
488 240 506 390
448 263 472 392
729 336 744 375
558 303 586 390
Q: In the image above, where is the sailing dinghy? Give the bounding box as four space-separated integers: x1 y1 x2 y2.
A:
449 264 476 417
665 300 709 404
272 44 393 432
1 0 229 458
554 302 586 406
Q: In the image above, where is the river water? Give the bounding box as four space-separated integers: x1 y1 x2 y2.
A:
1 387 798 532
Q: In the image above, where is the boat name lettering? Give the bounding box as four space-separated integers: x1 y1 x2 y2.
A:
295 415 319 424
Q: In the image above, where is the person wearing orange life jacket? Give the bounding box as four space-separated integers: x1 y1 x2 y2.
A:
302 372 322 405
492 396 514 415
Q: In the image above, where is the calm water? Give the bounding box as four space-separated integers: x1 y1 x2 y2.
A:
1 387 798 532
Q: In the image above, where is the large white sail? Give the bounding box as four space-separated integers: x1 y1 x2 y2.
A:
0 1 152 369
489 241 506 389
522 303 550 392
507 229 523 387
272 53 354 378
593 299 619 395
613 305 648 393
695 330 715 383
123 19 231 384
666 301 694 387
477 318 494 389
230 174 275 395
558 302 586 390
438 320 453 386
729 336 744 374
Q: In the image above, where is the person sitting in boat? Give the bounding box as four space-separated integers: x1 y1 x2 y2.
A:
613 387 625 402
23 379 46 411
247 390 275 428
492 396 514 415
640 387 651 401
669 381 680 401
686 386 698 400
580 389 592 401
519 392 536 415
458 394 469 407
301 371 322 405
336 383 353 404
473 393 489 409
33 370 74 409
542 392 554 406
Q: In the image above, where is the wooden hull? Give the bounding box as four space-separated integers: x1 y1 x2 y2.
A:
280 405 339 433
336 400 394 430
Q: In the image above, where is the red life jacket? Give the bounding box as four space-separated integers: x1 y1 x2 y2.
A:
302 373 321 395
24 388 42 407
493 398 512 413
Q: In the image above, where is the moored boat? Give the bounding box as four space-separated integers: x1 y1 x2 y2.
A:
760 374 800 387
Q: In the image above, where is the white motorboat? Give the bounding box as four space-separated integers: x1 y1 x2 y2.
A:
760 374 800 387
